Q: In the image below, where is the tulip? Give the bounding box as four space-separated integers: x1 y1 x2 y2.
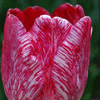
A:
1 3 92 100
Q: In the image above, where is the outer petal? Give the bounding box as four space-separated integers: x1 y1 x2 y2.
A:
52 16 91 100
30 15 92 100
52 3 85 25
1 14 26 99
23 15 72 100
1 14 46 100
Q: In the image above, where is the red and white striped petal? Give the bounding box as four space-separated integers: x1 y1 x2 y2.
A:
51 16 92 100
29 15 72 100
2 14 46 100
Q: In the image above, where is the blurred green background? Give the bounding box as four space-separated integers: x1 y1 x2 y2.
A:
0 0 100 100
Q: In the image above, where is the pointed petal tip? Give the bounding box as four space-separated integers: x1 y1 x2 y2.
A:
76 16 92 36
75 4 85 16
75 4 84 9
79 16 92 24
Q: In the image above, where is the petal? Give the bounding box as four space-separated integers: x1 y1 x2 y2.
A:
23 6 50 29
2 14 46 100
52 3 85 25
1 14 26 99
54 16 92 99
30 15 72 99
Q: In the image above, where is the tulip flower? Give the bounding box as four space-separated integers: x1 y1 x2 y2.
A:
1 3 92 100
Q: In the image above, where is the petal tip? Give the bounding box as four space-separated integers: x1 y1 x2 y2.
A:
6 8 13 17
81 16 92 22
6 8 21 17
40 14 51 19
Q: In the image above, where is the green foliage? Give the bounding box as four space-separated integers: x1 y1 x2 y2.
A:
0 0 100 99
